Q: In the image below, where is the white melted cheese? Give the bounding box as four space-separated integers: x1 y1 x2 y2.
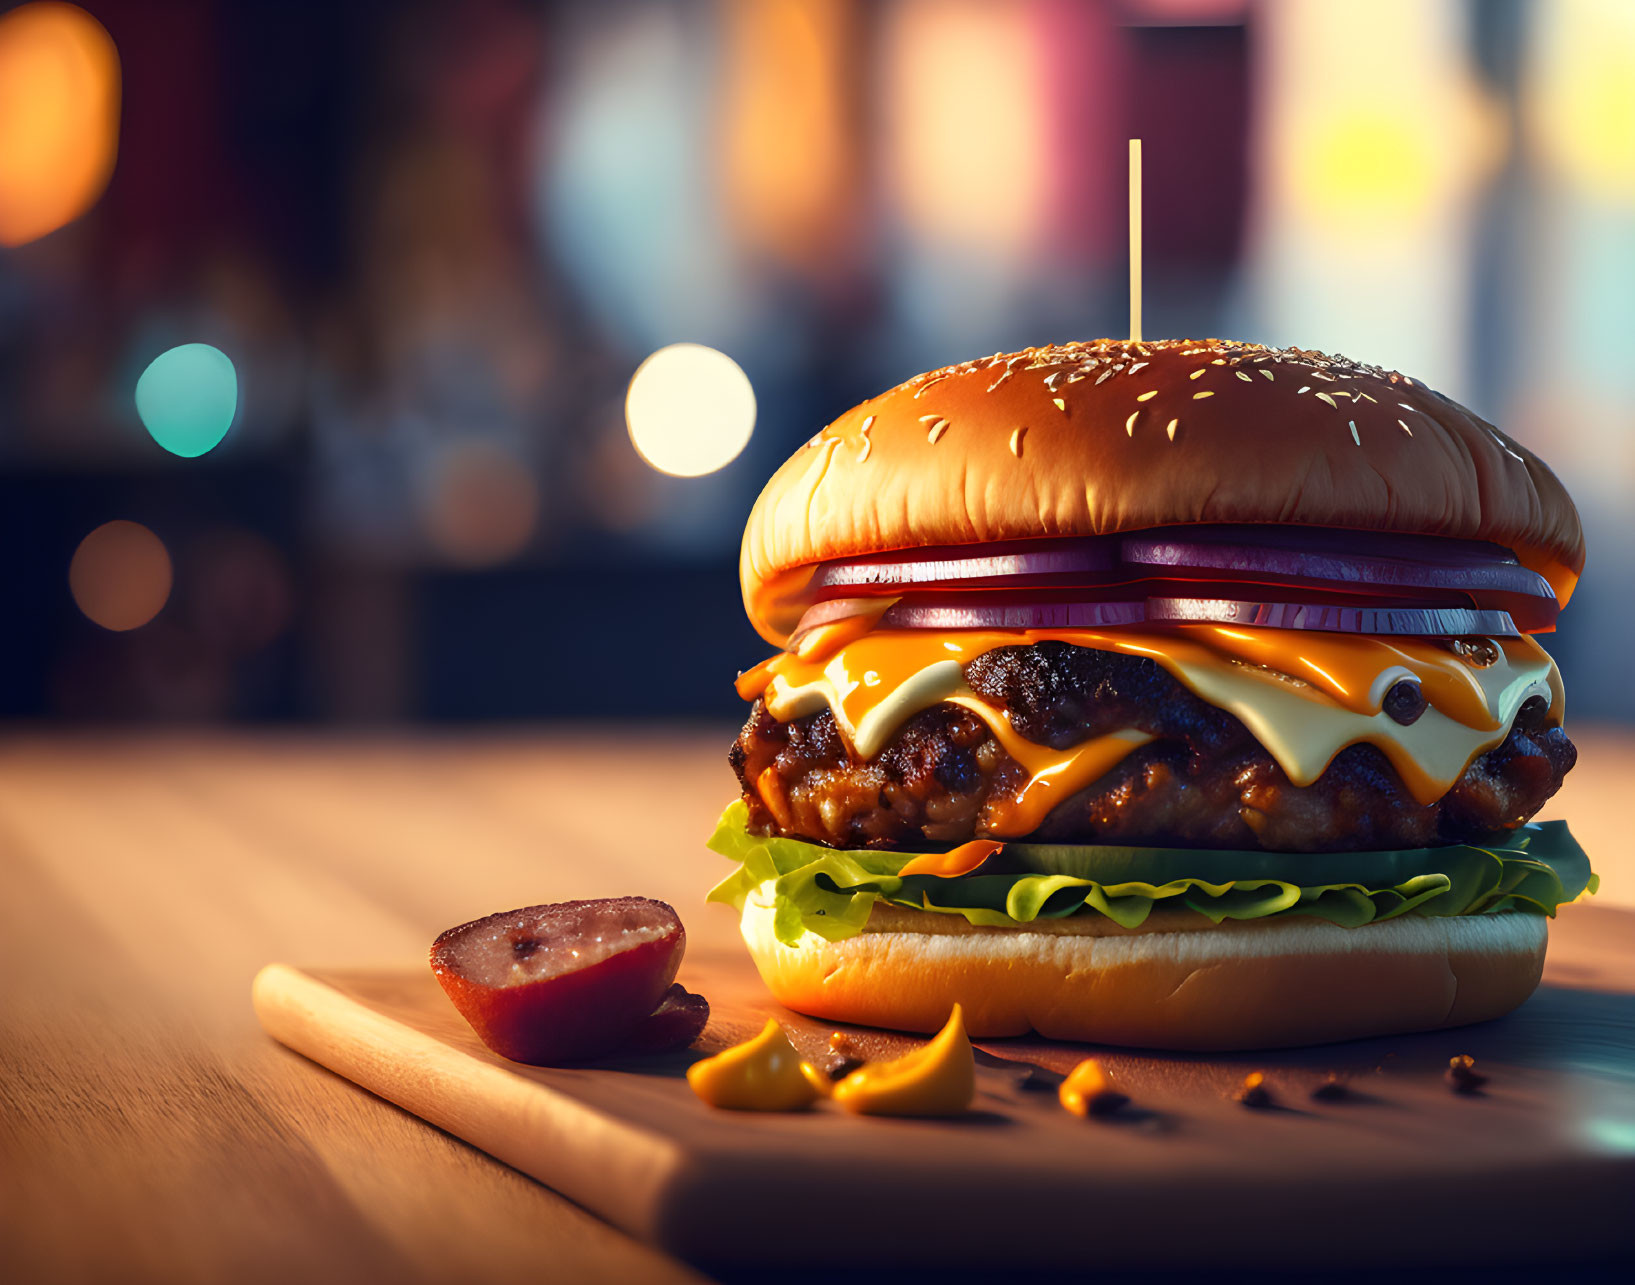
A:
1165 650 1557 803
770 656 966 758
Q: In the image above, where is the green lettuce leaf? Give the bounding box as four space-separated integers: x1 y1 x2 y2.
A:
706 802 1597 947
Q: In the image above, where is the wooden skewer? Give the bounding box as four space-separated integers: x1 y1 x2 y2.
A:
1129 138 1143 343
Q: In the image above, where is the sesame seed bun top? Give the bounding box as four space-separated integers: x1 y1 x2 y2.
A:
740 338 1585 647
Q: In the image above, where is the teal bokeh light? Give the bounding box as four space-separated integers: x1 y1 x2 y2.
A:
135 343 238 458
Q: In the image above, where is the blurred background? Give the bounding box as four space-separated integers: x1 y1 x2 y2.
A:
1 0 1631 728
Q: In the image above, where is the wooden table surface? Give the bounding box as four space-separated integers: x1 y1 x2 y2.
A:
1 726 1630 1284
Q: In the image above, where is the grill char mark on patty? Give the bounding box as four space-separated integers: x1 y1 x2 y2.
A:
728 641 1575 853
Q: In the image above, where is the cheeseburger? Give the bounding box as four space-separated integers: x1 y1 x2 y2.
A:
708 339 1596 1049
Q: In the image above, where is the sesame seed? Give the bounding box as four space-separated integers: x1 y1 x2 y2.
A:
1398 419 1413 436
1128 362 1148 374
1193 390 1214 399
1166 418 1179 440
1317 392 1338 408
918 414 940 424
1052 397 1066 412
1260 370 1274 381
1349 420 1360 445
1009 426 1027 457
1235 371 1253 382
928 419 949 444
1137 390 1158 402
858 415 874 461
1297 386 1311 395
1044 372 1063 391
1189 369 1206 380
914 376 947 399
1359 393 1377 403
1095 370 1111 384
1125 412 1138 435
1211 358 1227 365
1398 402 1417 412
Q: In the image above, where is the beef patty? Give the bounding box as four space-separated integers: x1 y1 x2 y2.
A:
729 640 1575 852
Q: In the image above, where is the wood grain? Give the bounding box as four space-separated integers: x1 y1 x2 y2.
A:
2 729 1632 1282
0 731 733 1285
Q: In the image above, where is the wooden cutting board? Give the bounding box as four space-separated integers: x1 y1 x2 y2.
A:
255 905 1635 1272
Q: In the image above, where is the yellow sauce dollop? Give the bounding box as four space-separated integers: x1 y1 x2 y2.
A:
686 1018 821 1111
1059 1057 1128 1118
830 1004 975 1117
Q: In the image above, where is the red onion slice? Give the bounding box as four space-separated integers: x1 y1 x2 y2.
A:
813 539 1116 592
879 599 1147 630
786 593 1518 642
805 526 1558 631
1126 524 1516 564
789 595 1134 645
786 596 886 634
1121 527 1554 625
1142 599 1519 636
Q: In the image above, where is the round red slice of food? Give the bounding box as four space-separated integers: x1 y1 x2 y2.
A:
431 897 684 1065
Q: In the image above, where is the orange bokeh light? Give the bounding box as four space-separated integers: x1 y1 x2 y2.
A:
719 0 856 270
881 0 1050 253
0 3 120 247
424 443 540 567
69 520 172 632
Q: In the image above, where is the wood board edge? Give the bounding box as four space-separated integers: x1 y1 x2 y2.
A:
250 963 694 1247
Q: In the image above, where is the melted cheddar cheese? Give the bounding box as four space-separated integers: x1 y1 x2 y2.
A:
736 625 1561 827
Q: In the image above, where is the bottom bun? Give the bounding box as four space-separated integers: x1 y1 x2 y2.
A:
738 889 1548 1050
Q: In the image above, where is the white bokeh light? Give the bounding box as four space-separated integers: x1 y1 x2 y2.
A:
625 343 756 477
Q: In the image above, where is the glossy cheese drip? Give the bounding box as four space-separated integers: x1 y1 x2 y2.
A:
738 626 1562 819
944 697 1152 835
898 839 1004 878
